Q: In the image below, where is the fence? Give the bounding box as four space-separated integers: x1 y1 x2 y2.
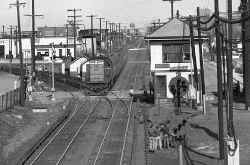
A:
0 88 20 112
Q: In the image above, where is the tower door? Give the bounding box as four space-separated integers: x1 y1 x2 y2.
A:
155 75 166 98
0 45 5 58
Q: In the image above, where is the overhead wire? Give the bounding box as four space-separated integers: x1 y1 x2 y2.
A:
198 23 216 31
215 14 250 24
194 9 240 156
200 14 215 24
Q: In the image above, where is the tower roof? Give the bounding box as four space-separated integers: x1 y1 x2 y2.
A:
146 18 199 40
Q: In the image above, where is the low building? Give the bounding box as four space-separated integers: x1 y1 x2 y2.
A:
0 38 31 59
35 36 79 59
145 18 205 103
69 57 88 78
0 29 96 60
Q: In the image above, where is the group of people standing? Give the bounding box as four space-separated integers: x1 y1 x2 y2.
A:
148 119 187 152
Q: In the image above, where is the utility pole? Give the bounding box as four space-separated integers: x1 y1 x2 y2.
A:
114 23 117 46
189 16 198 90
123 26 127 44
97 17 104 51
241 0 248 110
24 0 43 85
109 22 113 53
162 0 182 19
197 7 206 114
115 23 119 47
215 0 225 160
8 25 14 73
50 43 56 101
87 15 97 57
14 26 18 58
223 1 240 164
118 23 121 46
2 25 6 37
68 9 82 59
66 24 69 56
244 0 250 111
8 26 13 57
10 0 26 106
227 0 234 138
113 23 116 44
31 0 35 74
105 20 109 53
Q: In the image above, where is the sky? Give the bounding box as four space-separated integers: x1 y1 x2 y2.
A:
0 0 241 31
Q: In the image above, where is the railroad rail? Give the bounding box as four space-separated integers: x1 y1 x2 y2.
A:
17 94 134 165
91 96 133 165
20 97 100 165
10 39 142 165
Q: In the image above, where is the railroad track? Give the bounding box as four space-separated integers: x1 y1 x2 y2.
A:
89 96 133 165
21 97 103 165
19 95 134 165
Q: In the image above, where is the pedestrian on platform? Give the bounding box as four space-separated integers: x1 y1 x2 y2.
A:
159 122 170 149
170 128 178 148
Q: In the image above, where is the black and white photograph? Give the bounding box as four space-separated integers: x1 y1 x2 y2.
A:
0 0 247 164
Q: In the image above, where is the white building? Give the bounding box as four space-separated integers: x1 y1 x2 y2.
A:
0 38 31 59
0 36 96 59
145 18 205 103
69 57 88 77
